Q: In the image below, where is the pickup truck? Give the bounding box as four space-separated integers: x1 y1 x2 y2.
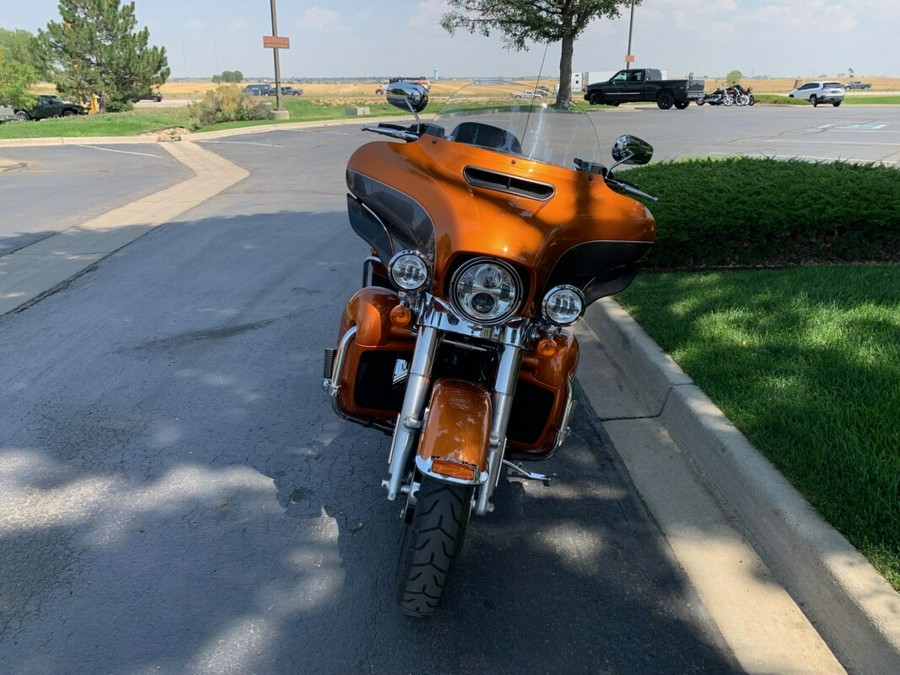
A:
14 94 86 120
584 68 705 109
844 80 872 90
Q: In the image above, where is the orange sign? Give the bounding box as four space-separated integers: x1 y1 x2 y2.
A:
263 36 290 49
624 54 635 63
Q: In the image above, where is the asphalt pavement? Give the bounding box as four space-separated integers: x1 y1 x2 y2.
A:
1 107 898 673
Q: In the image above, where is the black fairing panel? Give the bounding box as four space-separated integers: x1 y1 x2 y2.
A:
346 169 436 260
546 241 651 304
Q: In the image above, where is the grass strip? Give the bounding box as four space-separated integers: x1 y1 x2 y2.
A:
617 266 900 589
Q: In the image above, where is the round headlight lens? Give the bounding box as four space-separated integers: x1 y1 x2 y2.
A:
451 259 521 324
388 251 430 291
542 285 584 326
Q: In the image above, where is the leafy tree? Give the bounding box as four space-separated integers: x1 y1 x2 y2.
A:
725 70 743 86
0 28 51 80
0 49 37 109
441 0 639 106
40 0 170 111
212 70 244 83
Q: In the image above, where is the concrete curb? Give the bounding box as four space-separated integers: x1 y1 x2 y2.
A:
584 298 900 674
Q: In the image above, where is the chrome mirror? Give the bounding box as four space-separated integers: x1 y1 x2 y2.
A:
611 135 654 166
386 82 429 114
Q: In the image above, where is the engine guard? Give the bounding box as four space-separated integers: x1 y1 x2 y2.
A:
415 379 492 486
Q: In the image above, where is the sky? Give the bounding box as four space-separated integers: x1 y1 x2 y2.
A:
4 1 899 80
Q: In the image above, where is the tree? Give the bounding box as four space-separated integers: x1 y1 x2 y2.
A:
212 70 244 83
0 28 51 80
725 70 743 86
39 0 169 111
441 0 639 106
0 49 37 109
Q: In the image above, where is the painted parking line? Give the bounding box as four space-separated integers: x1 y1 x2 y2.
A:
80 145 166 158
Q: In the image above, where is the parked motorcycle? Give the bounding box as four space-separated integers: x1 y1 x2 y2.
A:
730 84 756 106
323 81 657 616
697 86 731 106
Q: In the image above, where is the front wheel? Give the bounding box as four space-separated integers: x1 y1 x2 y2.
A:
810 95 818 107
396 476 473 617
656 91 674 109
589 91 604 105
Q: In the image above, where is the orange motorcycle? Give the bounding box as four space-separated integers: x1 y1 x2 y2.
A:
323 81 657 616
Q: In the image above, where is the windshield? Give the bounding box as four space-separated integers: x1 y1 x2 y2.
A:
425 81 603 171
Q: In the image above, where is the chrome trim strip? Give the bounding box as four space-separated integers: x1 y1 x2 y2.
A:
420 296 530 347
415 455 488 487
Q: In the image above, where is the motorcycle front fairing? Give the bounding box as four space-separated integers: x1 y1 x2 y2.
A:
329 83 656 507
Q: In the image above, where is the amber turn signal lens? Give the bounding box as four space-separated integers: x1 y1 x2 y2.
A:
390 305 412 326
431 458 477 481
537 338 559 357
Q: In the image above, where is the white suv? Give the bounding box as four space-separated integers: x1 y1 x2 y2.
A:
787 81 845 107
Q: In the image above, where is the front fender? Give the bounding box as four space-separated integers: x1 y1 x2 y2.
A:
416 379 492 485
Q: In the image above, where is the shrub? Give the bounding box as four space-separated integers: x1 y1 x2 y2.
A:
105 100 134 113
624 157 900 268
188 85 271 129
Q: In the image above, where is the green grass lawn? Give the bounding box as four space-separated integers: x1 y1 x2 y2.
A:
617 266 900 589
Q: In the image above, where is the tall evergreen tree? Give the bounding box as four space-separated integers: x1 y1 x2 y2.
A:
441 0 639 106
40 0 169 110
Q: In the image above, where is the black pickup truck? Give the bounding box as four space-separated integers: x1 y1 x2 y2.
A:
14 94 86 120
584 68 705 109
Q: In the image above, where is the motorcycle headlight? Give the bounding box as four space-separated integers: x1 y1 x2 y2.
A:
451 258 521 325
542 285 584 326
388 251 430 292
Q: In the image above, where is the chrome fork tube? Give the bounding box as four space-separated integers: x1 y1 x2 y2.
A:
385 325 439 500
475 344 523 516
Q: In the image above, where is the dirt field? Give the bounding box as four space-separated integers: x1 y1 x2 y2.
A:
32 76 900 102
159 76 900 100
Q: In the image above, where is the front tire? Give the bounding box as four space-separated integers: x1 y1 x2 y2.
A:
589 91 604 105
396 476 473 617
810 95 818 107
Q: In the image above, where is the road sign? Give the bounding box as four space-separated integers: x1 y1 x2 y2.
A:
625 54 635 63
263 35 290 49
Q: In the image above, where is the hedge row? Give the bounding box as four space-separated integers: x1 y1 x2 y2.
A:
623 157 899 269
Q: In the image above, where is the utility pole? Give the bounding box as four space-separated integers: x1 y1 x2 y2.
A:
626 0 635 71
270 0 284 115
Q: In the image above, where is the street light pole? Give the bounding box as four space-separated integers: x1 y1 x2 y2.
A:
626 0 635 71
270 0 283 112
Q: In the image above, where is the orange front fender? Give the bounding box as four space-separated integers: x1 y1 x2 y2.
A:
416 379 492 485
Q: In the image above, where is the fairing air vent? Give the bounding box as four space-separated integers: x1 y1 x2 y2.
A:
463 167 555 201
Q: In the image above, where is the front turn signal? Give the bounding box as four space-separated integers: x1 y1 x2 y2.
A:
390 305 412 327
537 338 559 358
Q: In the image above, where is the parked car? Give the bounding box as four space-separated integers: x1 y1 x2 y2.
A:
511 90 545 99
243 84 273 96
786 81 844 107
14 95 86 120
844 80 872 90
133 92 164 102
276 86 303 97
